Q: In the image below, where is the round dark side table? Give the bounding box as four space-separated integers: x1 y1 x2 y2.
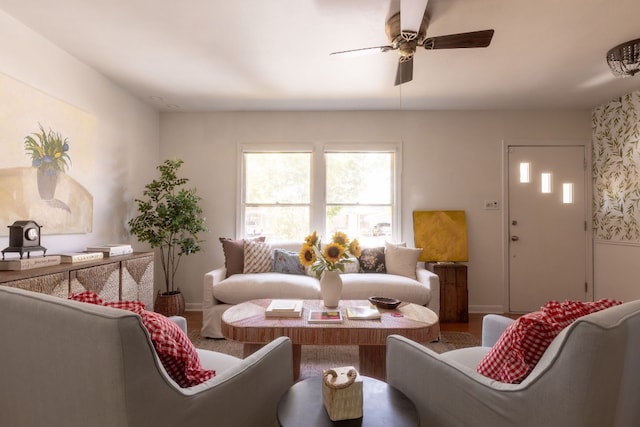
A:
277 376 419 427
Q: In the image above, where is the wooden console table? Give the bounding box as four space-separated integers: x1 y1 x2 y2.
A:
0 252 154 309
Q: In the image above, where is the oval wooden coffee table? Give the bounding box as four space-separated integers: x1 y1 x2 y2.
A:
221 299 439 380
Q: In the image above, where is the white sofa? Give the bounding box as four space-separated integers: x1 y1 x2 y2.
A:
0 285 293 427
202 242 440 338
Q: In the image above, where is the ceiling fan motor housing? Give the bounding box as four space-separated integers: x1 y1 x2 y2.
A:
385 12 430 58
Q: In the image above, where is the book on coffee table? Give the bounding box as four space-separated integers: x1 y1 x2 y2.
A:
265 299 303 318
346 305 381 320
307 310 343 323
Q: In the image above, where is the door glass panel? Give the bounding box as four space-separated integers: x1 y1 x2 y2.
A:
519 162 530 183
541 172 552 194
563 183 574 204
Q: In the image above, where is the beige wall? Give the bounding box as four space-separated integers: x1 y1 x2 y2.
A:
0 12 160 266
160 110 591 310
4 9 616 311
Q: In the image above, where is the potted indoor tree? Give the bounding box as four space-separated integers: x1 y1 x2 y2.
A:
128 158 207 316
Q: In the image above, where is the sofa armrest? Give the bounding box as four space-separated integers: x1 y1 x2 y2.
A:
203 266 226 310
416 264 440 316
481 314 514 347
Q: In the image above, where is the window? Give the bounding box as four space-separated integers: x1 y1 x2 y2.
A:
241 143 399 244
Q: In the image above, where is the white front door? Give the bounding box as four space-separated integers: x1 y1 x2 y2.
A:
508 145 589 312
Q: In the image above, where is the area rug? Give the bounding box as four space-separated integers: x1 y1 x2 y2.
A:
190 331 480 380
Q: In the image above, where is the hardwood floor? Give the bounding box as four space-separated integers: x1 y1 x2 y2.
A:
184 310 487 342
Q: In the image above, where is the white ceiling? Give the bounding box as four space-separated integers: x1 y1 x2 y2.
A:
2 0 640 112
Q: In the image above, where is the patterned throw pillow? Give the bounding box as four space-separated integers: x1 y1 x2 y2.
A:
358 247 386 273
272 248 305 275
219 236 265 277
476 299 622 383
341 257 360 274
69 292 215 388
243 240 273 273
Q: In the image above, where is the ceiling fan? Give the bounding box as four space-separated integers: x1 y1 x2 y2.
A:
330 0 495 86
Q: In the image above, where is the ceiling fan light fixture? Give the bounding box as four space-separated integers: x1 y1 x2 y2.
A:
607 39 640 77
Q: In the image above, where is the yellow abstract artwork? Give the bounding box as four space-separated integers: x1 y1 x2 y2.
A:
413 210 468 262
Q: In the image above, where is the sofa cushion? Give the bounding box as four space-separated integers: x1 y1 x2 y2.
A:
69 292 216 388
214 272 322 305
476 299 622 384
358 247 386 273
272 248 305 275
340 273 431 305
220 236 265 277
243 241 273 273
385 242 422 280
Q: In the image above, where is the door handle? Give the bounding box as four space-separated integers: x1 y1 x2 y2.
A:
511 235 519 241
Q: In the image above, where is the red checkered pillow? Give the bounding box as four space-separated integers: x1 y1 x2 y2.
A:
476 299 622 383
69 292 215 387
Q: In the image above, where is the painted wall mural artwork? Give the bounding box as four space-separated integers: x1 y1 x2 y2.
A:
592 90 640 242
0 73 96 235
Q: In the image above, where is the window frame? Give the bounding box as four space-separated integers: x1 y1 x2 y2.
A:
238 142 401 241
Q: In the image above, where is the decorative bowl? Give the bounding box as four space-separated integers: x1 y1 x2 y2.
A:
368 296 401 309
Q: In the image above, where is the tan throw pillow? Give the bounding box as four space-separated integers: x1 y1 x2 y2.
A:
219 236 265 277
385 241 421 279
243 241 273 273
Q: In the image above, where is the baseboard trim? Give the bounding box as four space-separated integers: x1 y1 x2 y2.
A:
469 305 504 314
185 303 203 312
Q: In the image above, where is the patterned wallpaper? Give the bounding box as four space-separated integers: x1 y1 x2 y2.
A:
592 90 640 241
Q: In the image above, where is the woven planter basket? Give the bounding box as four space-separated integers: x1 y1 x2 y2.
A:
154 290 185 317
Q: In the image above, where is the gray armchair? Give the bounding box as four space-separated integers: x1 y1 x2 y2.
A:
386 300 640 427
0 285 293 427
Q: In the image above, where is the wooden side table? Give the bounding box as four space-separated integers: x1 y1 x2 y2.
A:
277 376 418 427
426 263 468 323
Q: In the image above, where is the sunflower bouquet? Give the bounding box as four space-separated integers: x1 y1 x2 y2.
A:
299 231 362 278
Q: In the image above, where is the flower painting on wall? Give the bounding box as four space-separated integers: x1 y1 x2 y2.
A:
24 124 72 201
0 72 95 235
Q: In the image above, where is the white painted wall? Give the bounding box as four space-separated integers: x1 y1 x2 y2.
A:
160 110 591 310
1 10 606 311
0 12 160 266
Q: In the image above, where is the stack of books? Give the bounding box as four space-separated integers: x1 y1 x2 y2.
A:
85 244 133 257
0 255 61 271
265 299 303 318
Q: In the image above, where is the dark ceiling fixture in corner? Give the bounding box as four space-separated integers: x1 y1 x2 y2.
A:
607 38 640 77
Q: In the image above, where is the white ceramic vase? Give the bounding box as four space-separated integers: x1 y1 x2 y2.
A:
320 270 342 308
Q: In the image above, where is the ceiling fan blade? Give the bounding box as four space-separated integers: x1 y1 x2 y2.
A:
394 57 414 86
400 0 429 33
423 29 495 50
330 45 395 57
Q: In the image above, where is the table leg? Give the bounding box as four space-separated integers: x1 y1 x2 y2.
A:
292 344 301 381
359 345 386 380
